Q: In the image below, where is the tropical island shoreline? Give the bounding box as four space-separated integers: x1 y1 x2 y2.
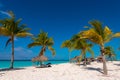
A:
0 61 120 80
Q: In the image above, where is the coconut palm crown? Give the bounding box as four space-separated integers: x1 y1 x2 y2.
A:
71 35 94 65
79 20 120 75
61 34 94 64
28 31 55 57
104 46 116 61
61 40 72 62
0 11 32 69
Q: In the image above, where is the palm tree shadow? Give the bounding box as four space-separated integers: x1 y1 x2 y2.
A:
0 68 25 72
114 63 120 66
76 64 84 66
85 67 104 74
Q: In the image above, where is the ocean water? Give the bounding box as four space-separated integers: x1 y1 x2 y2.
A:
0 60 68 69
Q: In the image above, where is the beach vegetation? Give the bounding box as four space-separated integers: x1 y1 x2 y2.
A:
28 30 55 66
79 20 120 75
61 40 72 62
0 11 32 69
71 35 94 66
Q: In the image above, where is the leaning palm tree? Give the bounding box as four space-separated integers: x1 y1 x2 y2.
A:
28 31 55 66
104 46 116 61
61 40 72 62
0 11 32 69
79 20 120 75
71 35 94 66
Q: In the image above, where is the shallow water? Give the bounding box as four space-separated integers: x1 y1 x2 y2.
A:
0 60 68 69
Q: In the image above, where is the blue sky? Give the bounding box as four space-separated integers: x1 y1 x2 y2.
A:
0 0 120 60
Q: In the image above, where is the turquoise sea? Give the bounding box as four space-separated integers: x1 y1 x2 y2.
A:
0 60 68 69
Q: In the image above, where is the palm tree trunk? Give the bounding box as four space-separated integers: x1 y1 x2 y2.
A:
84 52 87 66
101 44 108 75
10 35 14 69
37 46 46 67
69 52 71 63
39 46 46 56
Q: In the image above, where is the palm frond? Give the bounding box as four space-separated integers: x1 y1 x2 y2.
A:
16 32 33 37
112 33 120 38
28 42 41 48
5 38 12 48
84 26 89 28
46 37 54 46
16 18 22 24
61 40 73 52
48 46 56 56
104 26 112 36
0 27 11 36
80 29 103 45
103 26 113 42
71 34 80 42
61 40 71 48
87 47 94 58
89 20 104 36
72 39 83 50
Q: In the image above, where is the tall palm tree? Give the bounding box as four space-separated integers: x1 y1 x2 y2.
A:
105 46 116 61
71 35 94 66
28 31 55 65
0 11 32 69
79 20 120 75
61 40 72 62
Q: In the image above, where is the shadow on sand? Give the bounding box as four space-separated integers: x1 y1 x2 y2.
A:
0 72 5 77
0 68 25 72
75 63 104 74
85 67 104 74
114 63 120 66
0 68 25 77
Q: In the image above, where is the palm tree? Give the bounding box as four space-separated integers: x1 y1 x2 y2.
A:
61 40 72 62
0 11 32 69
28 31 55 66
71 35 94 66
79 20 120 75
104 46 116 61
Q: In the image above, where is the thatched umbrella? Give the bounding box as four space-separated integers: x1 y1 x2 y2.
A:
32 55 48 66
32 55 48 62
70 56 80 63
97 56 103 62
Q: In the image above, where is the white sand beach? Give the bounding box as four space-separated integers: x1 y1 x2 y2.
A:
0 61 120 80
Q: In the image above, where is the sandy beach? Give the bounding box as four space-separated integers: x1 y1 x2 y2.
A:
0 61 120 80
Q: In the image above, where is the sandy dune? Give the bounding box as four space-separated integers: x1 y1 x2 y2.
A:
0 61 120 80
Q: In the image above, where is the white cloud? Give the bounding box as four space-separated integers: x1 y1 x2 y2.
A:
15 47 33 54
0 47 34 60
0 11 11 17
14 47 34 59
